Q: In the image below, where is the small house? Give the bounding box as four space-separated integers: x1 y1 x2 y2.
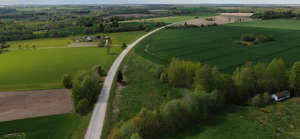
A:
272 90 291 102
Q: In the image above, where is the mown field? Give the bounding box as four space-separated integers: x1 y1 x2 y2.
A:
0 113 91 139
8 31 146 48
135 19 300 73
123 13 217 24
0 31 146 91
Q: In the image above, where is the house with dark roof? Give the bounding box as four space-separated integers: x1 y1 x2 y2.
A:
272 90 291 102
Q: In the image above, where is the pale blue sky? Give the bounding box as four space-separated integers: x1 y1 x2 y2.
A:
1 0 300 5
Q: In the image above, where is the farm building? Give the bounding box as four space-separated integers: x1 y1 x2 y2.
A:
272 91 291 102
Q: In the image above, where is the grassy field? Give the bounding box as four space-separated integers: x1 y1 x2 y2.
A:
228 19 300 30
0 113 91 139
1 31 146 91
0 47 120 91
8 31 146 48
164 98 300 139
135 19 300 73
123 13 217 24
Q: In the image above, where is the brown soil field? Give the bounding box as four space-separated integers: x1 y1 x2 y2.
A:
0 89 73 122
179 13 254 26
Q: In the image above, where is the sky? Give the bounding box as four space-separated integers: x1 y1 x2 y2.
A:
1 0 300 5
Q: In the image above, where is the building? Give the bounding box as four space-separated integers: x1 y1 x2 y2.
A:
272 91 291 102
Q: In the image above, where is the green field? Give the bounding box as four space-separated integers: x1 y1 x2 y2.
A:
135 19 300 73
124 13 217 24
0 113 91 139
8 31 146 48
0 31 146 91
0 47 120 91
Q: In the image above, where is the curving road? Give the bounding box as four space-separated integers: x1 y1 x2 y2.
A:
84 26 167 139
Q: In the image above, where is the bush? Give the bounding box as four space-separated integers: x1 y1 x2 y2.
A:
251 94 262 107
130 133 142 139
93 65 105 76
242 34 256 42
262 92 271 105
62 73 72 88
161 99 188 130
119 121 139 139
131 108 161 139
76 98 89 115
160 72 167 83
117 71 123 83
122 43 127 49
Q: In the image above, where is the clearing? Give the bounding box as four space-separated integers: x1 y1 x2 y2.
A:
0 89 73 122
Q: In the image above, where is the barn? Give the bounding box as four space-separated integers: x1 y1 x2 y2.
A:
272 91 291 102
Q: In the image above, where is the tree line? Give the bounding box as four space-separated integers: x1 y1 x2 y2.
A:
108 58 300 139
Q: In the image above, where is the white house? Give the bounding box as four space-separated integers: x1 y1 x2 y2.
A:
272 90 291 102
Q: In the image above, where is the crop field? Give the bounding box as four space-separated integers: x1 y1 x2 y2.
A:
0 113 91 139
124 13 217 24
135 19 300 73
8 31 146 48
164 98 300 139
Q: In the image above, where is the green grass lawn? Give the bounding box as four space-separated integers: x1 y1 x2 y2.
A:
164 98 300 139
123 13 217 24
135 19 300 73
0 113 91 139
8 31 146 48
0 47 121 91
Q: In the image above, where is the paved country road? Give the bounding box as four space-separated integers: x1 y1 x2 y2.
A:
84 26 167 139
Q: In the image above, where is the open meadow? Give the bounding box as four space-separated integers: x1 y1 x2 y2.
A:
135 19 300 73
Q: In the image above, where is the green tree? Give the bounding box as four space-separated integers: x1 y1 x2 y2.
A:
62 73 73 89
76 98 89 115
122 43 127 50
265 58 288 92
233 62 256 102
262 92 271 105
289 61 300 96
117 71 123 83
194 65 219 92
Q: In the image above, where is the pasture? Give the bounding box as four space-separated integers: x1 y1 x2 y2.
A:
8 31 146 48
0 113 91 139
135 19 300 73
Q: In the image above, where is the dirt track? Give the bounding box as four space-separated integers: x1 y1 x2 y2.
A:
0 89 73 122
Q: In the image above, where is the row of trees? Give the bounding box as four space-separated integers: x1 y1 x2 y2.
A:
167 58 300 105
0 41 10 54
253 10 300 19
109 89 224 139
62 65 105 115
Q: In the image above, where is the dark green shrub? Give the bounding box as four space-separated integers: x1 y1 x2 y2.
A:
76 98 89 115
62 73 73 88
122 43 127 49
93 65 105 76
117 71 123 83
242 34 256 42
160 72 167 83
